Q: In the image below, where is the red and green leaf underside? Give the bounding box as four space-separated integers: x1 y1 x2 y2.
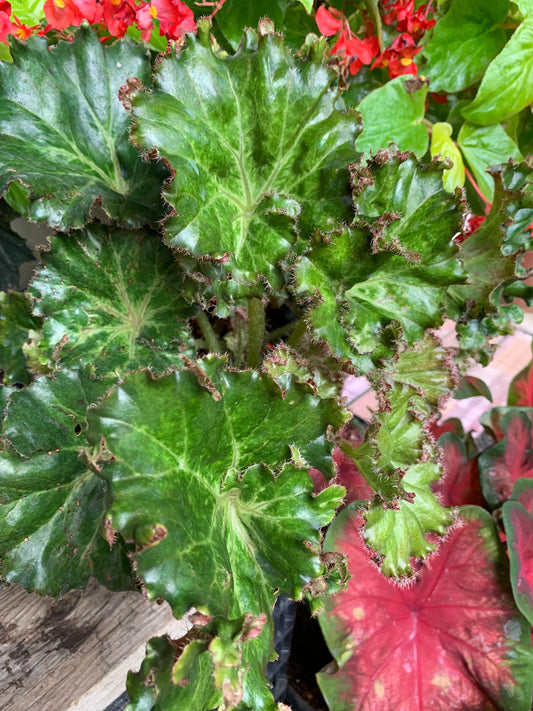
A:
508 355 533 406
318 505 533 711
503 478 533 626
479 411 533 508
435 432 484 507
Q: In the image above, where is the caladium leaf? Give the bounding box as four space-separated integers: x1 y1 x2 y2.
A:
0 369 134 594
479 410 533 508
508 352 533 406
87 358 347 618
436 432 485 507
0 291 41 386
453 375 493 401
128 21 360 300
0 29 169 230
29 226 196 376
481 405 533 442
318 505 533 711
421 0 509 93
296 154 465 359
502 478 533 626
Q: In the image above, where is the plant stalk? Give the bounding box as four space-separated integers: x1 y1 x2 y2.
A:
247 297 265 369
197 310 222 354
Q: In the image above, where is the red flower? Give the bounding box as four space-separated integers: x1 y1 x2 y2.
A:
372 32 421 79
331 31 379 75
151 0 195 40
43 0 84 30
315 5 343 36
74 0 104 23
136 1 156 41
0 8 12 43
102 0 136 38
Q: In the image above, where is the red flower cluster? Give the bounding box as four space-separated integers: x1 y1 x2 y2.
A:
315 0 435 80
1 0 195 45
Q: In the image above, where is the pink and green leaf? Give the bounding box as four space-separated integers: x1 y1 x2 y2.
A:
508 353 533 406
502 478 533 626
436 432 485 507
318 505 533 711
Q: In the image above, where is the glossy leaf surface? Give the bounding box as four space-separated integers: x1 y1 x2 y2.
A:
503 478 533 626
479 410 533 508
318 505 533 711
87 358 347 618
0 212 33 291
0 30 169 229
129 23 360 298
29 226 195 376
0 291 40 386
355 75 428 158
421 0 509 92
0 369 133 594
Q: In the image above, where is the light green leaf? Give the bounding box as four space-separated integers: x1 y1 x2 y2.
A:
421 0 509 93
458 122 523 200
129 22 360 301
296 0 314 12
29 226 196 377
0 30 169 230
430 122 465 192
355 75 429 157
0 369 134 594
9 1 45 25
515 0 533 15
461 18 533 125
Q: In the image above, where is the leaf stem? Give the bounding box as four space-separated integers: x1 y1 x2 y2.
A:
247 297 265 369
464 165 491 206
197 310 222 354
287 319 308 349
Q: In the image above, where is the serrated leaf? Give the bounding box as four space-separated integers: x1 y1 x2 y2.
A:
0 291 40 386
430 122 465 192
502 479 533 626
0 369 133 594
355 75 428 158
478 410 533 508
87 359 347 618
421 0 509 93
457 122 523 201
0 30 169 230
129 24 360 300
318 505 533 711
296 154 465 359
461 18 533 125
29 226 195 376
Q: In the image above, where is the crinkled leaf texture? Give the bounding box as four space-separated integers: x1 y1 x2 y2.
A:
318 504 533 711
87 357 346 708
128 21 360 304
0 29 169 230
29 226 195 377
296 152 465 359
0 369 134 595
503 478 533 626
478 410 533 508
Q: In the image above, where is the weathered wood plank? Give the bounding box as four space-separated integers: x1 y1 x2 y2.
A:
0 579 188 711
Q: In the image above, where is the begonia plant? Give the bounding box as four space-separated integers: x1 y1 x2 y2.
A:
0 1 532 709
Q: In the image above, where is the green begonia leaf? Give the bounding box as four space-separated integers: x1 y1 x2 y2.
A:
0 369 134 594
0 291 40 386
213 1 289 50
461 18 533 125
458 122 523 201
355 75 429 158
421 0 509 93
296 154 464 359
430 122 465 193
29 226 196 377
87 359 346 617
0 30 169 230
128 22 360 301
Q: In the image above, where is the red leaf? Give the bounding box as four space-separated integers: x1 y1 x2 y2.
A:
333 421 373 505
479 412 533 508
435 433 484 507
318 506 533 710
508 357 533 407
503 479 533 626
428 417 464 441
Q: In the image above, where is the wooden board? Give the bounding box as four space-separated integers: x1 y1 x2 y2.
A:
0 578 188 711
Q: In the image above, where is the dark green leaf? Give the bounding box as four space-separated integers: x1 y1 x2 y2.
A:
421 0 509 93
0 30 169 230
0 222 33 291
0 291 41 386
129 23 360 303
355 75 429 158
0 369 133 594
29 226 196 376
453 375 493 401
461 18 533 125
